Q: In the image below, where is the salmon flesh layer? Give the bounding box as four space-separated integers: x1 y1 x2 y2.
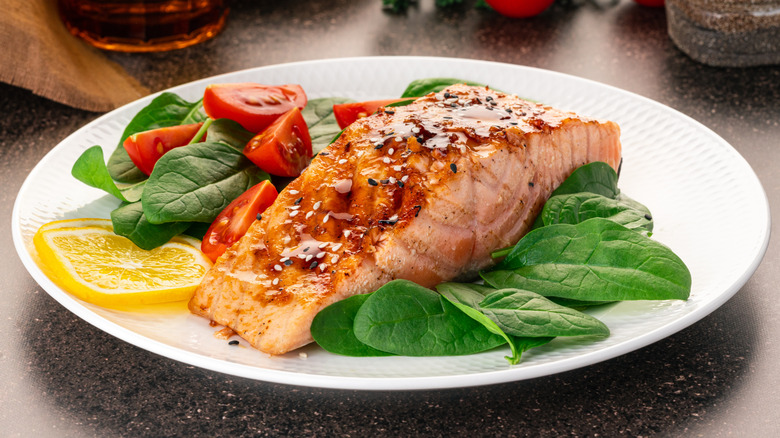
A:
188 84 622 355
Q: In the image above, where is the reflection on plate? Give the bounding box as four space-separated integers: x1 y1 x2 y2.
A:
12 57 770 390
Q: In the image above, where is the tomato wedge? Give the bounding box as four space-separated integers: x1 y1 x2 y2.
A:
333 98 411 129
243 107 312 177
122 122 204 175
201 180 278 262
203 83 307 133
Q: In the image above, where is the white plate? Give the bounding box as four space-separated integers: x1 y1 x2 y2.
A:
12 57 770 390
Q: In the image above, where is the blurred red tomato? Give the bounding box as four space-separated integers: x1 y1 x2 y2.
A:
633 0 665 6
485 0 555 18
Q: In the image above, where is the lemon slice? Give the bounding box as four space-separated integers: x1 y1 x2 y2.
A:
34 223 212 308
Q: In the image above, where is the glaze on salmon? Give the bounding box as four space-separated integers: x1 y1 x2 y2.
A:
188 84 622 355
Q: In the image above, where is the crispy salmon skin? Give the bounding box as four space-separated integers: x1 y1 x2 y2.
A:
189 84 622 354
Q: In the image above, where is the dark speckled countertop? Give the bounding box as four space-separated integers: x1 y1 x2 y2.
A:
3 0 779 436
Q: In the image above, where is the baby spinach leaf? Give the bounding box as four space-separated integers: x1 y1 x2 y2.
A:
111 202 191 250
205 118 254 151
483 218 692 301
551 161 619 198
183 222 210 241
301 97 354 155
401 78 488 98
512 336 555 353
108 93 207 183
311 294 394 357
440 293 521 364
353 280 506 357
72 146 134 202
142 142 269 224
435 282 493 308
479 289 610 338
541 192 653 232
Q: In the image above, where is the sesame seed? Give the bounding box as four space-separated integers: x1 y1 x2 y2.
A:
388 148 395 155
283 236 291 244
343 230 351 238
290 210 299 217
273 278 279 286
331 254 340 263
299 352 308 358
385 110 395 115
397 181 405 188
368 178 378 186
229 340 239 346
284 259 293 266
401 175 409 183
306 211 314 219
374 143 384 149
316 252 326 259
274 265 282 271
280 257 289 262
506 108 512 113
323 214 330 223
289 205 300 210
305 254 313 262
310 261 319 269
294 197 303 205
338 159 348 164
332 243 343 251
528 182 534 187
383 157 391 164
393 165 403 171
318 242 328 249
389 177 397 184
644 214 653 220
394 136 403 142
412 127 420 134
416 136 424 143
319 264 328 271
313 201 322 210
289 190 299 195
256 213 262 220
303 247 310 252
381 179 390 184
370 137 381 143
450 163 458 173
297 254 307 259
388 214 398 222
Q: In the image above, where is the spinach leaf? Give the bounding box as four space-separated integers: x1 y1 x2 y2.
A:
551 161 619 198
479 289 610 338
111 202 191 250
301 97 354 155
311 294 394 357
353 280 506 357
401 78 488 98
541 192 653 232
72 146 138 202
142 142 269 224
483 218 692 301
108 93 207 183
183 222 210 241
205 118 254 151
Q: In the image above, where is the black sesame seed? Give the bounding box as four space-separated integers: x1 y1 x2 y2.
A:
450 103 458 108
528 182 535 187
378 219 398 226
368 178 378 186
644 214 653 220
486 96 493 101
450 163 457 173
374 143 384 149
397 181 405 188
320 152 329 156
256 213 262 221
310 261 319 269
416 136 425 143
380 179 390 185
294 197 303 205
284 259 293 266
413 205 422 217
228 340 239 346
505 108 512 113
385 110 395 115
443 116 453 119
303 247 310 252
444 92 452 98
490 101 498 107
510 122 518 125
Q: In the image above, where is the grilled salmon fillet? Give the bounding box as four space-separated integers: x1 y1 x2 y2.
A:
189 84 622 355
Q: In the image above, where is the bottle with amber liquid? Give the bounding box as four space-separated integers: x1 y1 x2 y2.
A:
57 0 228 52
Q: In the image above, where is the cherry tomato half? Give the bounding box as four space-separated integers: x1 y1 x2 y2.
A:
243 107 313 177
123 122 204 175
202 83 308 133
333 98 411 129
485 0 555 18
201 180 278 262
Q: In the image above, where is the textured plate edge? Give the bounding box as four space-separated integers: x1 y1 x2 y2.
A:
11 56 772 391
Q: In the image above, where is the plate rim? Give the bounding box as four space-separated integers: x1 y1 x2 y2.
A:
12 55 772 390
